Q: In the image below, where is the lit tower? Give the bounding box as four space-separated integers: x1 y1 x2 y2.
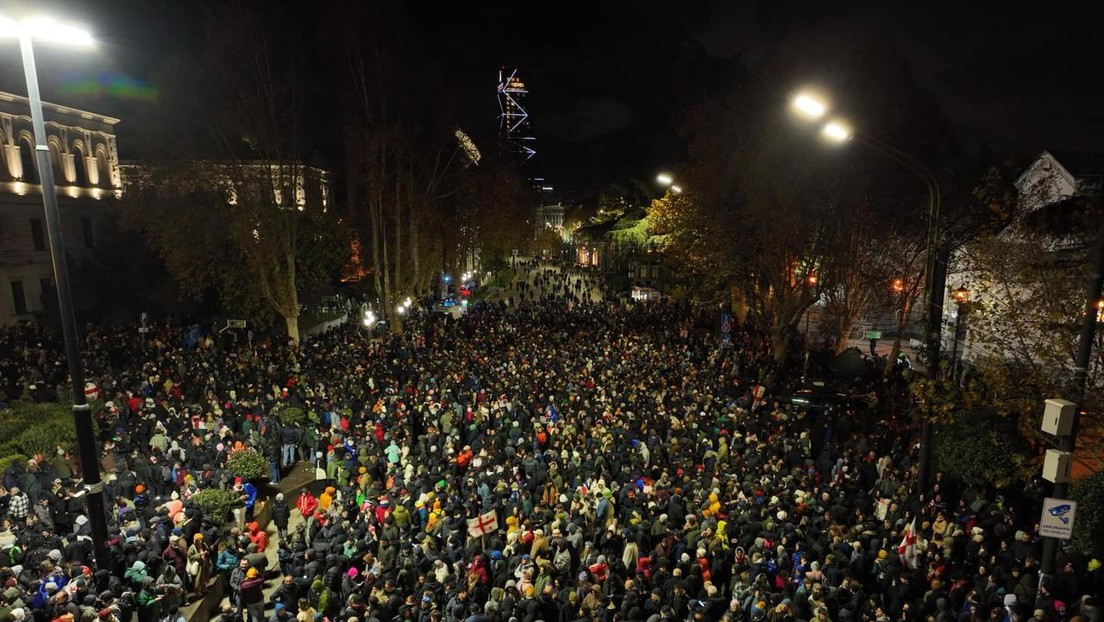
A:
497 67 536 160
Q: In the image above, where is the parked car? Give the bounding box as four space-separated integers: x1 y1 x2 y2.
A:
788 388 869 415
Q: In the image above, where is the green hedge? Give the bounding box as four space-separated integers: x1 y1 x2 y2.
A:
226 447 267 480
192 489 241 524
0 401 77 464
1070 471 1104 556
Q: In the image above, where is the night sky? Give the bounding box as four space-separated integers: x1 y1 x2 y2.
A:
2 0 1101 201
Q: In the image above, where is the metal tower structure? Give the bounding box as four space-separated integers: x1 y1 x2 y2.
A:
497 68 536 160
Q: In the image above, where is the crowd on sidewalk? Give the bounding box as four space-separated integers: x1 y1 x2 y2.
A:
0 262 1102 622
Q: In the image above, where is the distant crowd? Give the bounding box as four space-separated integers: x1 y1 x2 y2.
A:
0 260 1101 622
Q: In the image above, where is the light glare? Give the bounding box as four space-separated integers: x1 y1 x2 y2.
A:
19 17 94 46
793 94 827 119
670 185 683 194
656 173 673 186
822 121 852 142
0 16 18 38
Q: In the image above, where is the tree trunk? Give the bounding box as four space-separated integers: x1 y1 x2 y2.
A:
834 315 853 355
771 325 791 365
284 313 300 346
284 251 299 345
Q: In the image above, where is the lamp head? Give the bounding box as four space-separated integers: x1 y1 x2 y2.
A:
0 15 94 46
792 94 827 119
821 121 852 143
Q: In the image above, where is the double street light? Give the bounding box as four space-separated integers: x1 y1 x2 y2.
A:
791 90 946 493
1 14 110 568
656 173 682 194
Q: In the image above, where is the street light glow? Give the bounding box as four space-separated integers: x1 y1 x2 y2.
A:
670 185 683 194
0 16 94 46
656 173 673 186
792 94 827 119
822 121 852 142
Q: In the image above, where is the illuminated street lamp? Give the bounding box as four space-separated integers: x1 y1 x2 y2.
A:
0 14 109 568
792 93 827 119
791 88 944 493
822 121 852 143
670 185 683 194
656 173 673 186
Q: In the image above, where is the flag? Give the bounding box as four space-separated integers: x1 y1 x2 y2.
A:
467 510 498 538
898 517 918 569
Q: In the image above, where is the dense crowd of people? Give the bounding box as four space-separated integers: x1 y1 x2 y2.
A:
0 261 1101 622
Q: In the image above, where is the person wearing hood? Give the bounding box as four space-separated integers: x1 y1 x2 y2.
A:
270 493 290 541
318 487 336 512
135 577 162 622
246 522 268 552
124 561 148 590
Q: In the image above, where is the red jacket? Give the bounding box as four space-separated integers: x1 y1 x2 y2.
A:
297 493 318 518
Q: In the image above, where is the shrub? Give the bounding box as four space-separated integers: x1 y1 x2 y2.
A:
0 454 29 476
275 407 306 426
931 409 1030 489
226 447 267 481
1070 471 1104 556
191 489 241 524
0 402 76 459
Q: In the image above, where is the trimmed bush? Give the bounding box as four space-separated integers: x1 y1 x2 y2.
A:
192 488 241 524
275 406 306 426
0 401 76 460
226 447 267 481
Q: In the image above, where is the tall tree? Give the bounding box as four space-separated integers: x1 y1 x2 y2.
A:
327 1 472 325
649 76 828 363
119 2 345 342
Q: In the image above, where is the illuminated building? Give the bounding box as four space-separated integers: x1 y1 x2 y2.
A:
0 91 121 324
497 68 536 160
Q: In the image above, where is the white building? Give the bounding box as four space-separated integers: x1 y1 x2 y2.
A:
0 91 122 324
948 150 1102 368
535 202 565 232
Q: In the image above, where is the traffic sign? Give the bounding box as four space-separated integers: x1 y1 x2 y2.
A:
1039 497 1076 539
865 330 882 340
227 319 247 329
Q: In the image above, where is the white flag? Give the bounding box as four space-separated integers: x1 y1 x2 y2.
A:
467 510 498 538
897 517 918 569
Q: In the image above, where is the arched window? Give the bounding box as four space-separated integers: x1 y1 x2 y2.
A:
47 137 65 183
19 135 37 183
73 143 89 187
95 145 111 187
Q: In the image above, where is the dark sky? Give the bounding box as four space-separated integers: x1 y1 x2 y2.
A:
2 0 1101 200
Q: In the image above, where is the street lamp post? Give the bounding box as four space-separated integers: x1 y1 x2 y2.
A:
950 286 969 381
792 91 945 492
0 16 109 568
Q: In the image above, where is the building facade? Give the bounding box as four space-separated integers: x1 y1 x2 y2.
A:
947 150 1102 368
0 92 121 324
